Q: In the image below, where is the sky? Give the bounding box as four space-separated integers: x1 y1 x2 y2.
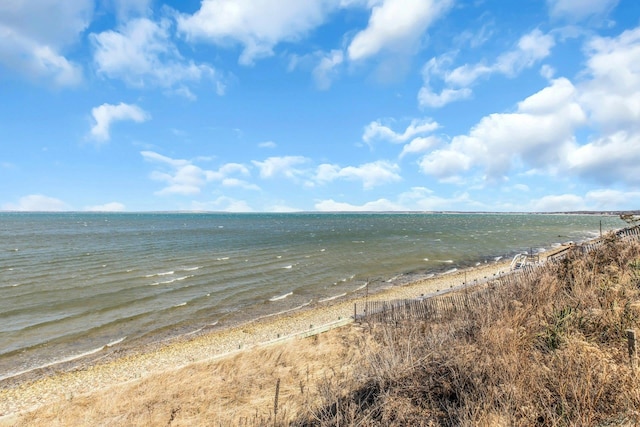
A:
1 0 640 213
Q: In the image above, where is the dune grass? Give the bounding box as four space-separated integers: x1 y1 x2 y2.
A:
293 235 640 426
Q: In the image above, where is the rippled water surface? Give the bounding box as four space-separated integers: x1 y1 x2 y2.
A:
0 212 625 379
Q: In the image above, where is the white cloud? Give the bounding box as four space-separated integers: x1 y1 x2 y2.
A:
312 49 344 90
90 103 150 142
221 178 261 191
315 187 473 211
579 27 640 132
418 149 473 179
547 0 618 21
85 202 126 212
347 0 453 61
420 29 555 108
259 141 277 149
419 77 586 181
3 195 70 211
252 156 309 179
177 0 333 65
399 136 441 158
315 160 401 189
142 151 253 195
110 0 152 21
363 118 439 144
315 198 402 211
585 189 640 210
0 0 90 87
192 197 254 212
560 27 640 187
566 131 640 185
418 86 472 108
91 18 223 96
530 194 586 212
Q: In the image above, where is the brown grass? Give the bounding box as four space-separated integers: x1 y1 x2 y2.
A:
8 234 640 426
11 327 372 426
294 235 640 426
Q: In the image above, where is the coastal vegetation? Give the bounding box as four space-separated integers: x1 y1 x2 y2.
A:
7 232 640 426
294 233 640 426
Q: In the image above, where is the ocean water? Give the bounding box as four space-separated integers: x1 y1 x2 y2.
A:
0 212 625 380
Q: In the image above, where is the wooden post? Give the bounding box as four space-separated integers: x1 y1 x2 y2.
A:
273 378 281 427
627 329 637 370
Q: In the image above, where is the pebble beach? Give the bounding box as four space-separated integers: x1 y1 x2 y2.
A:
0 258 513 420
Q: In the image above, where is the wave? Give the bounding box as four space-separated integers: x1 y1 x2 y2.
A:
145 271 174 278
216 257 230 261
319 293 347 303
353 283 368 292
282 265 293 269
149 275 194 286
494 256 503 262
423 258 429 261
269 291 293 302
173 302 187 308
256 300 312 320
442 268 458 275
0 336 127 382
437 260 454 264
181 266 201 272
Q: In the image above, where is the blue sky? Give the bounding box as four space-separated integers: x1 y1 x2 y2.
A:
1 0 640 212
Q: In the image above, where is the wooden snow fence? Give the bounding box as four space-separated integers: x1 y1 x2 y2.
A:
357 224 640 325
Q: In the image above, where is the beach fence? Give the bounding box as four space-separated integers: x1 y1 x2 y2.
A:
357 225 640 324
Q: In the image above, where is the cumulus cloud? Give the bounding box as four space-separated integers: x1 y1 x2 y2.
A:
579 28 640 132
91 18 223 97
110 0 152 21
90 102 150 142
314 160 401 189
0 0 90 86
315 187 473 211
547 0 618 21
562 27 640 187
419 29 555 108
85 202 126 212
3 194 70 211
259 141 277 149
312 49 344 90
142 151 254 195
252 156 309 179
363 117 439 144
191 197 254 212
177 0 333 65
399 136 441 158
419 77 586 181
347 0 453 61
530 194 586 212
315 198 402 212
566 131 640 185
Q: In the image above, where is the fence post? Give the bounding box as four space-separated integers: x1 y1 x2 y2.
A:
627 329 637 371
273 378 281 427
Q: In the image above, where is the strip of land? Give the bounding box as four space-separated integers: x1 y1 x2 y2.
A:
5 245 566 427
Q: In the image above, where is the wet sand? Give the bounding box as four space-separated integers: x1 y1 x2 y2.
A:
0 259 514 419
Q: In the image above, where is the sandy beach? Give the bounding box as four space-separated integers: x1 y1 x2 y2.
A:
0 257 517 423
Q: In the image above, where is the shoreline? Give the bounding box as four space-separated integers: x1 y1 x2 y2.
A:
0 256 517 418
